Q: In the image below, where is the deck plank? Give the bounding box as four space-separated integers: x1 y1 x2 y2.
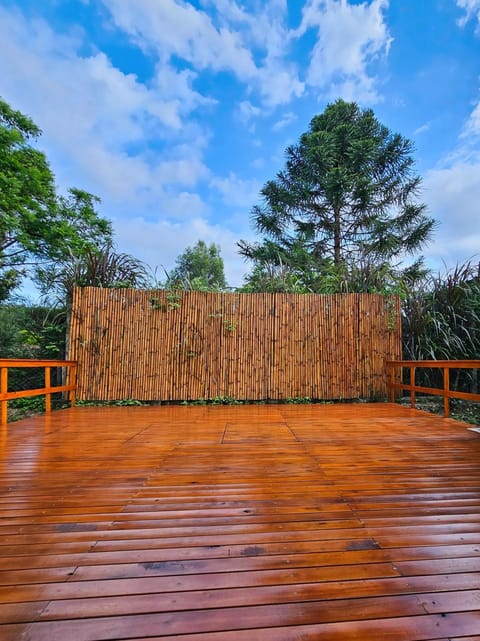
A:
0 402 479 640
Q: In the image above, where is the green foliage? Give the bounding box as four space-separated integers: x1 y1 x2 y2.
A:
0 98 54 299
0 98 113 301
167 240 227 291
76 399 148 407
0 303 67 403
7 396 53 423
209 396 243 405
239 99 435 293
149 297 162 310
0 303 67 422
402 260 480 361
149 291 181 312
239 255 426 296
285 396 312 404
181 396 243 405
222 319 237 332
402 260 480 391
0 304 31 357
451 400 480 426
51 189 113 259
37 243 148 307
166 291 181 309
0 304 66 359
239 259 311 293
399 397 479 427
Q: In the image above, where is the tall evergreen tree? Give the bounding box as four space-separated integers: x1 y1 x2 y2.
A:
239 99 435 291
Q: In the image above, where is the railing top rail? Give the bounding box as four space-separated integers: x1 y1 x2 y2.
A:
1 359 78 425
387 360 480 368
0 359 77 368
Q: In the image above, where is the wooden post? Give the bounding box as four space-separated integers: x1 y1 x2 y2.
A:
388 364 395 403
70 364 77 407
443 366 450 417
45 367 51 414
410 366 416 409
1 367 7 426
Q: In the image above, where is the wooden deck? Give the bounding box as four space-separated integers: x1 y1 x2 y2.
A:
0 403 479 641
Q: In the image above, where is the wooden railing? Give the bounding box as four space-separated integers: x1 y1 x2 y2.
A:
386 360 480 417
0 359 77 425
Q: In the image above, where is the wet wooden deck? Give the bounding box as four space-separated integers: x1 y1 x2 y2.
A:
0 403 479 641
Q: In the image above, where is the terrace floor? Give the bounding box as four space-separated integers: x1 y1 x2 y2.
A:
0 403 480 641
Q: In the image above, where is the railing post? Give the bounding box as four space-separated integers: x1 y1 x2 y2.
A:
70 364 77 407
45 367 51 414
443 367 450 417
410 366 416 409
388 363 395 402
1 367 7 426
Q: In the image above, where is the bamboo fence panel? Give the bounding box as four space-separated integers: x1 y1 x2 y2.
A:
69 288 401 402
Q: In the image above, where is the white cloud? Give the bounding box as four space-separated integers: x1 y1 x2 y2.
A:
272 112 297 131
423 163 480 265
200 0 292 68
154 156 210 188
457 0 480 32
199 0 250 25
111 0 414 112
461 100 480 137
251 157 265 170
256 64 305 107
236 100 263 126
422 98 480 267
101 0 304 107
114 216 249 286
161 191 210 218
152 63 217 129
210 172 263 208
101 0 257 80
0 8 208 139
297 0 392 103
233 0 305 105
0 6 212 207
414 121 431 136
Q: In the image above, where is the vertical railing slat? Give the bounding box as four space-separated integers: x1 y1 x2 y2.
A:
410 366 416 409
1 367 8 426
443 367 450 418
45 367 51 414
388 363 395 402
70 364 77 407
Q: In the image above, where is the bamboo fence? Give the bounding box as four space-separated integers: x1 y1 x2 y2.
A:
69 288 402 401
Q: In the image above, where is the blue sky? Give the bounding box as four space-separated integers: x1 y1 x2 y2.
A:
1 0 479 288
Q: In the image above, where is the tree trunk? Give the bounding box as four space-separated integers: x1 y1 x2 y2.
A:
334 207 341 266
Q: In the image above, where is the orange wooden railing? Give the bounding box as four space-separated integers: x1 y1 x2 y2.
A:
0 359 77 425
386 360 480 417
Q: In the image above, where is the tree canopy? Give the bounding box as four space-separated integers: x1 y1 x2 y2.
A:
0 97 112 301
239 99 435 292
167 240 227 291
